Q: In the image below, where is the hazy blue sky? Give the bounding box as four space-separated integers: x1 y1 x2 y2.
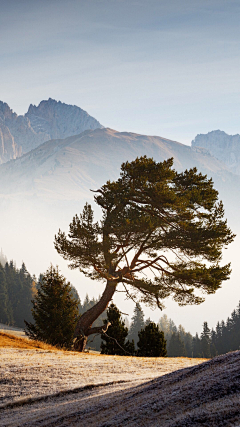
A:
1 0 240 144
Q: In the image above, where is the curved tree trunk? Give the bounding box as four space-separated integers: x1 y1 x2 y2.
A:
73 280 117 352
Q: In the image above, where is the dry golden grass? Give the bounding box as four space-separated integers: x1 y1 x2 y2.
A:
0 331 61 351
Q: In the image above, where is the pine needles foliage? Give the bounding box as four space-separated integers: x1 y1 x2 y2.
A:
101 303 135 355
137 321 167 357
24 265 79 349
54 156 235 350
168 332 186 357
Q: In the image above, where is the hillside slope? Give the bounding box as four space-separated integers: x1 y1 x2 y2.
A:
0 127 235 204
0 347 239 426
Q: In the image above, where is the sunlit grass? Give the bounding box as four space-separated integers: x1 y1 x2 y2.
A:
0 331 61 351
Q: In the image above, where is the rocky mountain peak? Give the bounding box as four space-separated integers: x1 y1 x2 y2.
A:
0 99 103 164
191 130 240 175
0 101 17 121
25 98 103 141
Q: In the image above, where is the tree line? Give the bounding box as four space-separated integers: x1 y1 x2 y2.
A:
192 304 240 358
1 257 240 357
0 260 36 328
101 302 240 358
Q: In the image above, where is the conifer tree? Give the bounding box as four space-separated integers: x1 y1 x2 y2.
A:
168 332 186 357
2 260 34 327
128 303 145 349
210 329 217 357
55 156 235 351
14 263 34 327
25 266 79 349
192 333 202 357
158 314 177 353
145 317 152 327
181 329 193 357
137 322 167 357
0 264 12 324
201 322 211 358
0 249 7 267
101 303 134 355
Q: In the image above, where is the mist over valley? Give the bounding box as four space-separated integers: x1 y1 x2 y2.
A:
0 99 239 334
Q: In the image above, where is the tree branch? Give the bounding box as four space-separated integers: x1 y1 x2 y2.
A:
87 321 111 336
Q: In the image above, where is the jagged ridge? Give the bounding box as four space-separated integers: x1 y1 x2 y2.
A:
192 130 240 175
0 99 102 163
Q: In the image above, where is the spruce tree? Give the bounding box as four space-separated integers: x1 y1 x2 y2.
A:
168 332 186 357
201 322 211 358
128 303 145 349
210 329 217 357
101 303 134 355
137 322 167 357
25 265 79 349
0 264 12 324
192 333 202 357
182 331 193 357
3 260 34 328
158 314 178 354
14 263 34 327
0 249 7 267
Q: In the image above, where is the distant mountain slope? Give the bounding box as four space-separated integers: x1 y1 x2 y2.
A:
192 130 240 175
0 127 236 204
0 99 102 163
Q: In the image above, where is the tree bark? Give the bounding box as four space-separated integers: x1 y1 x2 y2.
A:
73 280 116 352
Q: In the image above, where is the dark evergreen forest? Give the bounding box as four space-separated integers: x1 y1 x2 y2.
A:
0 261 36 328
192 303 240 358
158 303 240 358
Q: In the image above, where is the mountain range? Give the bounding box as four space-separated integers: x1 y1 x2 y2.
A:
0 98 239 216
0 126 237 204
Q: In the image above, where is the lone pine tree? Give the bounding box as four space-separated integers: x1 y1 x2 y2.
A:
25 265 79 349
55 156 234 351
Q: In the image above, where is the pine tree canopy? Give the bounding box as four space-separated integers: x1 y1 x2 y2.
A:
128 303 145 348
137 322 167 357
55 156 234 311
168 332 186 357
24 265 80 349
100 303 134 355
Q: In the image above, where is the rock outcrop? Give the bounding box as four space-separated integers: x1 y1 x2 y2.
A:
0 99 102 163
192 130 240 175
